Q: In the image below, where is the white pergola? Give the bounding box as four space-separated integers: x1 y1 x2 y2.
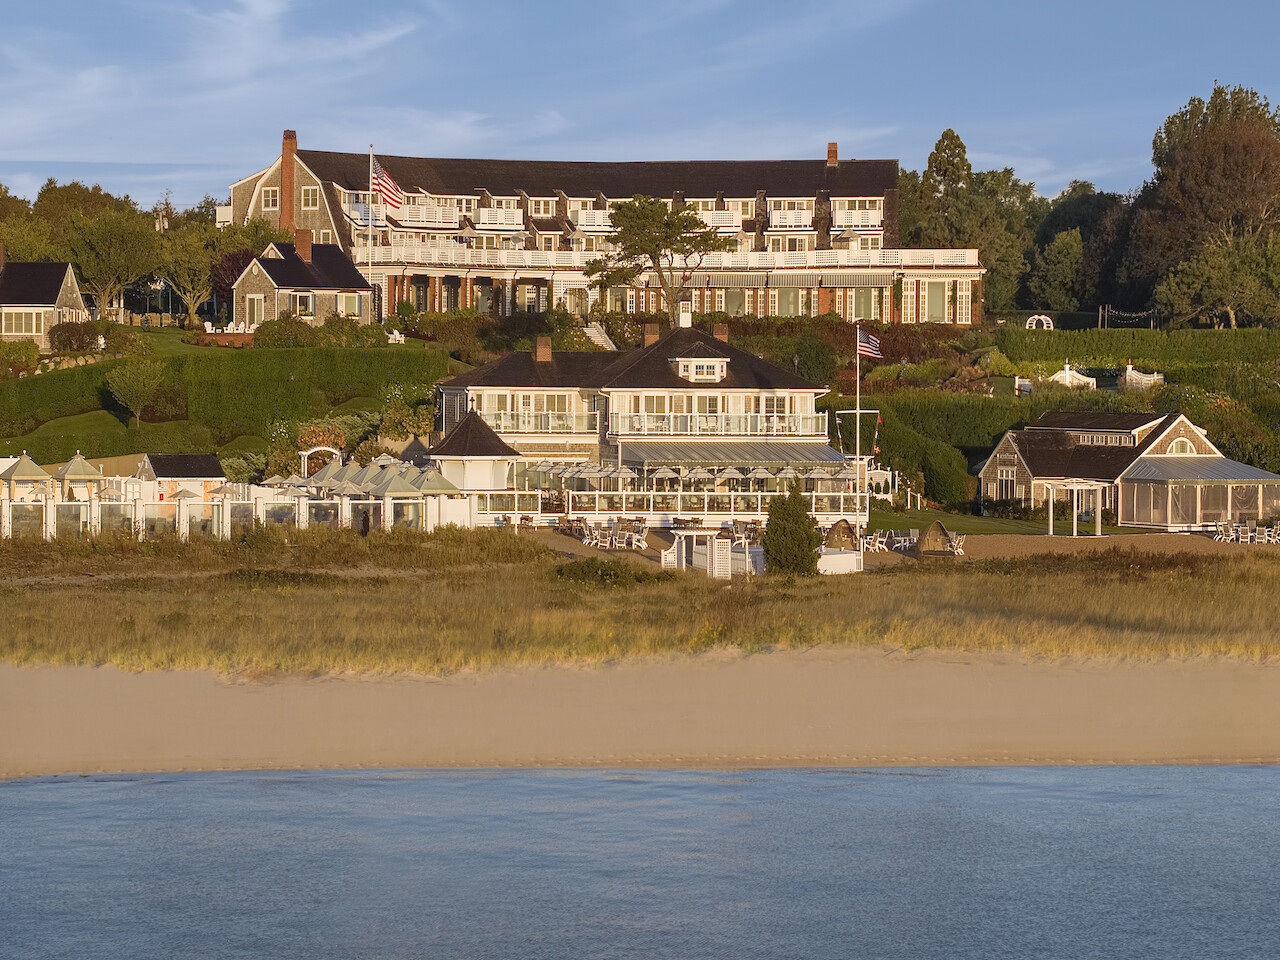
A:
1042 479 1109 537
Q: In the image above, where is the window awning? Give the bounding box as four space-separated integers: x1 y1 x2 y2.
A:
620 440 846 467
821 273 892 287
708 274 766 288
683 274 711 287
1121 456 1280 485
767 274 822 288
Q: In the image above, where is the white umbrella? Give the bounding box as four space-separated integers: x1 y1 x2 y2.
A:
775 466 800 480
650 466 679 480
805 466 832 480
747 466 774 480
613 465 638 480
686 466 714 481
261 475 287 486
578 463 607 478
717 466 746 481
533 460 554 472
833 465 860 480
548 464 568 476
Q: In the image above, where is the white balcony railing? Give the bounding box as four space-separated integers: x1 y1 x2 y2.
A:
832 209 883 228
480 411 598 434
346 201 460 228
698 209 739 229
569 209 612 230
609 412 828 438
475 207 523 229
769 209 813 229
352 242 981 271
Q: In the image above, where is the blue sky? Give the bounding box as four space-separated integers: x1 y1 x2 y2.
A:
3 0 1279 209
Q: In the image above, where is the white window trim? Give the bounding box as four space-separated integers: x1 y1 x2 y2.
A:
301 186 319 211
262 187 279 211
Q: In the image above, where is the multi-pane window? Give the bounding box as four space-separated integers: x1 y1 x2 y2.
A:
301 186 319 210
1 310 43 334
997 468 1016 501
529 200 554 216
261 187 279 211
340 294 359 316
926 281 947 323
290 293 313 315
319 230 332 244
769 236 811 252
902 279 917 324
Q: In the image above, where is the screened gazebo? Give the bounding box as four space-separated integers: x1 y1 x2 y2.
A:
1117 457 1280 529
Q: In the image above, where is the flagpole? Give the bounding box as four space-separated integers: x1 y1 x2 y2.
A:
855 324 863 529
368 145 374 316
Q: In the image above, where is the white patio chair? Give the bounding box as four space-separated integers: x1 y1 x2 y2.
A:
952 534 965 556
631 524 648 551
204 321 214 333
1212 521 1227 541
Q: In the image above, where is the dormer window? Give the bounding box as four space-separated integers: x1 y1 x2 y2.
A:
675 358 727 382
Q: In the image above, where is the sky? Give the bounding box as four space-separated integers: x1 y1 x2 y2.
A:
3 0 1280 210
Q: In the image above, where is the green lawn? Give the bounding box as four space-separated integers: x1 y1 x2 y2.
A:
219 434 269 455
866 504 1149 537
0 410 205 463
330 396 382 414
136 327 212 357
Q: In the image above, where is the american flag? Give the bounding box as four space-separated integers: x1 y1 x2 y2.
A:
371 155 404 210
857 328 883 359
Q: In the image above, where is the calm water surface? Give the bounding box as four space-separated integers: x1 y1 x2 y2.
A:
2 766 1278 959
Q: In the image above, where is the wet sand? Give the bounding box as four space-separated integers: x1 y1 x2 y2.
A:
4 647 1279 777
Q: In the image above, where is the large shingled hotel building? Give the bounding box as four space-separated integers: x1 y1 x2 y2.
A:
224 130 983 324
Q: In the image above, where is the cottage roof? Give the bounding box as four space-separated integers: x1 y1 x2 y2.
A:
444 327 822 393
0 262 71 306
1120 456 1280 484
1005 418 1176 482
143 453 226 479
1027 411 1166 433
297 150 899 200
429 411 521 459
255 243 372 291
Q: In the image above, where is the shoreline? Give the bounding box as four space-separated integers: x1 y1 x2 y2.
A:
5 647 1280 778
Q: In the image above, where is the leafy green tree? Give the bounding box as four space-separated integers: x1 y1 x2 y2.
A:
160 224 218 328
65 209 161 320
1152 84 1280 170
0 181 30 222
0 214 60 262
585 195 735 322
761 482 822 576
32 178 136 249
106 357 167 425
1154 235 1276 328
1028 228 1084 311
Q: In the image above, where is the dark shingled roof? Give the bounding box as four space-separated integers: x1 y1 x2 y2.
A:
1006 414 1178 481
1028 411 1166 433
443 327 824 393
429 412 521 459
256 243 372 291
298 149 899 200
0 262 70 306
145 453 225 479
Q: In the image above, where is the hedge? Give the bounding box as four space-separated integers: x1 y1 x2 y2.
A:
995 327 1280 366
0 345 450 442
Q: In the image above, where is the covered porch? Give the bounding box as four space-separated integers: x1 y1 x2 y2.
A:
1118 458 1280 530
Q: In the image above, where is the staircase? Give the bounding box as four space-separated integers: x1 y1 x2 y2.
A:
583 321 616 351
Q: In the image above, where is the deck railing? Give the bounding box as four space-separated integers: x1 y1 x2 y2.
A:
608 412 827 437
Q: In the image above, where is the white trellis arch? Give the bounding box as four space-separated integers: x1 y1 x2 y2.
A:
1026 314 1054 330
300 445 343 476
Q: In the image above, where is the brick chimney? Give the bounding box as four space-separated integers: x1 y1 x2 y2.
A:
295 228 313 263
826 142 838 167
281 129 297 233
643 322 659 347
713 322 729 343
534 335 552 362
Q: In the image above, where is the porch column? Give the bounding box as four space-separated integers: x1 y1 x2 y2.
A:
177 498 189 542
1048 494 1054 536
382 496 393 531
1095 489 1102 536
89 496 101 536
1071 488 1078 538
1195 485 1202 526
0 497 9 539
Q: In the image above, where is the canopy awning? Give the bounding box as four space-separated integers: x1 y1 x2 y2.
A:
707 274 766 289
821 273 892 287
767 273 822 288
621 440 845 467
1121 456 1280 485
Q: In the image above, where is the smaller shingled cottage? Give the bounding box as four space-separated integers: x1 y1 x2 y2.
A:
0 242 89 351
232 230 373 326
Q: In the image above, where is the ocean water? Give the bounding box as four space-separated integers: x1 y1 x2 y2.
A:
2 766 1278 959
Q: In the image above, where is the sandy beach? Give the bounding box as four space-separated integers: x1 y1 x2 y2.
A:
4 648 1280 777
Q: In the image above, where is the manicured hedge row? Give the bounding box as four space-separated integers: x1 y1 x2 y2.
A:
995 327 1280 366
0 346 450 442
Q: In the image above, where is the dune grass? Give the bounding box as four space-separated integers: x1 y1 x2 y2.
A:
2 530 1279 676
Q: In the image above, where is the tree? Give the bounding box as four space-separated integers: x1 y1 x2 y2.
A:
0 181 30 222
65 209 161 320
160 224 218 328
106 357 167 425
1152 84 1280 170
1028 228 1084 311
1154 235 1276 328
32 178 137 250
761 482 822 576
0 214 60 262
585 195 735 322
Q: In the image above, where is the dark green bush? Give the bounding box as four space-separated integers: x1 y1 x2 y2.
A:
555 557 672 586
761 483 821 576
47 321 99 355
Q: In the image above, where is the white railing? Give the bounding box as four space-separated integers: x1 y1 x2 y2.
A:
480 411 599 434
698 209 739 229
608 412 828 437
570 209 612 230
832 209 883 228
769 209 813 229
346 201 460 228
475 207 523 228
352 243 980 271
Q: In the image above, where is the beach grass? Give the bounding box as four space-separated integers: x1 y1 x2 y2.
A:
2 529 1279 676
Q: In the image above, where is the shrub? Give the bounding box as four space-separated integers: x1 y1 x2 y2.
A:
252 314 318 348
0 341 38 380
555 557 672 587
47 321 99 355
761 482 821 576
317 314 387 349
